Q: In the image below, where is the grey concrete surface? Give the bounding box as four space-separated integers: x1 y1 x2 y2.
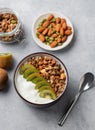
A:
0 0 95 130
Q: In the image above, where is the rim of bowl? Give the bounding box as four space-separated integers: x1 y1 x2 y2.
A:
14 52 69 106
32 12 74 51
0 8 21 37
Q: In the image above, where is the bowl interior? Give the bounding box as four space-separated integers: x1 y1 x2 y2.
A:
14 52 68 105
32 12 74 51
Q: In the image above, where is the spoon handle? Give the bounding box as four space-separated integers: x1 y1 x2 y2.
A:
58 92 81 126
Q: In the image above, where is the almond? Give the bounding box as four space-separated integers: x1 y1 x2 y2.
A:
56 17 61 24
47 14 54 21
50 41 58 48
60 28 64 36
56 37 62 43
62 22 67 30
48 28 53 36
65 29 72 35
51 23 56 28
51 33 57 38
39 34 45 42
62 35 67 42
42 28 49 35
61 18 66 24
43 20 50 28
55 24 61 32
37 27 45 33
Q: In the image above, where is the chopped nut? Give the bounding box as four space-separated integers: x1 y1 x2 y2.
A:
60 73 66 80
40 69 46 73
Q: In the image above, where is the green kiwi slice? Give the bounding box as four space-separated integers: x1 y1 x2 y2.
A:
39 89 57 100
32 77 45 84
38 86 52 92
20 64 37 74
35 80 50 90
27 73 40 81
23 67 38 78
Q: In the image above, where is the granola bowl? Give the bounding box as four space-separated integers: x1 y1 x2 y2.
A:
14 52 68 108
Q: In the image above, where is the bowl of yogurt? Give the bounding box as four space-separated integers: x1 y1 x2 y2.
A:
14 52 68 108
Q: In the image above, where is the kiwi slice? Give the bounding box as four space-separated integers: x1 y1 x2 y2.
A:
32 77 45 84
27 73 40 81
35 80 50 90
20 64 35 74
0 53 12 69
38 86 52 92
23 67 38 78
39 89 57 100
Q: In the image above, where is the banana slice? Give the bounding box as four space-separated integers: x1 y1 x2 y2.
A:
0 53 12 69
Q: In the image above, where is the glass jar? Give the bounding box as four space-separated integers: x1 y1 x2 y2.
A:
0 8 24 43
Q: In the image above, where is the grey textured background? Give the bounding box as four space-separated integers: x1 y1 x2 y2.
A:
0 0 95 130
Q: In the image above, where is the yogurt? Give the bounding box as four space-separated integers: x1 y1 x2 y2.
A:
16 74 54 104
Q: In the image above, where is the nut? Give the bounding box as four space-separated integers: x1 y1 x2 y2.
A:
65 29 72 35
55 17 61 24
43 20 50 28
61 35 67 42
50 41 58 48
62 22 67 30
47 14 54 21
39 34 45 42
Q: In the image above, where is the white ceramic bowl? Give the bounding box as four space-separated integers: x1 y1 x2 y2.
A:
32 12 74 51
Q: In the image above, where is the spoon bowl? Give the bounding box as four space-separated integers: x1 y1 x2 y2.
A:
79 72 94 93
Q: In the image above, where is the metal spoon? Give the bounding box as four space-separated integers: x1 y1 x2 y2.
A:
58 72 94 126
